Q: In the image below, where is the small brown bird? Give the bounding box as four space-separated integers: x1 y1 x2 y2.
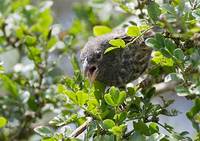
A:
80 29 152 87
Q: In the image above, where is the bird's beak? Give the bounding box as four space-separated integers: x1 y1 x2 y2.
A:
82 59 97 82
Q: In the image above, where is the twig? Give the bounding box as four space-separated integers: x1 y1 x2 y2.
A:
1 23 18 48
154 81 178 94
157 122 172 133
128 26 153 46
69 117 93 138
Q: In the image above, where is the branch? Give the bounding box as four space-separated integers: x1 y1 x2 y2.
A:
1 23 18 48
69 117 93 138
154 81 178 94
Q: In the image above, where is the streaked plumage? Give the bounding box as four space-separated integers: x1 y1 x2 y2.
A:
80 29 152 87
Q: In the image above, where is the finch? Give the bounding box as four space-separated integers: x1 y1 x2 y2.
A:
80 29 152 87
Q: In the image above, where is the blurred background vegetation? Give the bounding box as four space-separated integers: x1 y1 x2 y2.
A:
0 0 199 141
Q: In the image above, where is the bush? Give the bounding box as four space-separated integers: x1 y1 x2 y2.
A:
0 0 199 141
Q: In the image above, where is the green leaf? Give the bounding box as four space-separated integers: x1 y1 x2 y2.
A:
34 126 53 137
27 47 42 63
176 85 190 96
147 1 161 22
104 87 127 106
173 48 184 60
103 119 115 129
114 112 127 123
71 55 81 73
160 48 171 58
149 122 159 134
109 124 125 136
94 81 106 101
47 36 57 50
49 114 78 127
152 51 174 66
186 98 200 131
104 94 116 106
57 84 65 93
76 91 88 106
57 84 77 102
110 87 121 105
155 34 165 48
11 0 29 11
164 39 176 54
139 25 150 31
129 132 146 141
0 75 19 97
162 4 176 14
93 25 112 36
0 116 7 128
165 73 183 82
145 34 165 50
25 35 37 46
127 25 141 37
117 91 126 105
104 46 120 54
145 38 158 49
63 35 74 47
188 98 200 118
16 27 25 39
134 121 150 136
109 39 126 48
192 9 200 21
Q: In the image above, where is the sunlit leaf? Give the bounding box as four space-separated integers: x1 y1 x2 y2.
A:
25 35 37 46
109 124 126 136
93 25 112 36
104 46 120 54
0 117 7 128
109 39 125 48
103 119 115 129
152 51 174 66
47 36 57 50
149 122 159 134
127 25 141 37
76 91 88 106
117 91 126 105
104 94 116 106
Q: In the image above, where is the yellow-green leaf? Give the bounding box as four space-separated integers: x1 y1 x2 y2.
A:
0 116 7 128
104 94 116 106
103 119 115 129
76 91 88 106
93 25 112 36
152 51 174 66
109 39 126 48
104 46 120 54
25 35 37 46
127 25 141 37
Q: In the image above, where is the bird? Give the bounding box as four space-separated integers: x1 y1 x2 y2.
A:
80 28 152 87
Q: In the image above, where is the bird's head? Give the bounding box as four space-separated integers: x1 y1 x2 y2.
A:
80 29 125 83
80 37 106 82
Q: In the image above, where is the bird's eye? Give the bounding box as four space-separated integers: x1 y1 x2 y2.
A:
96 51 102 60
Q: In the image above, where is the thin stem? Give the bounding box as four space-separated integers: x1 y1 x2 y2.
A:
69 117 93 138
1 23 17 48
123 129 135 138
157 122 172 133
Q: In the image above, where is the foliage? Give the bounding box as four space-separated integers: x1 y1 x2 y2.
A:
0 0 200 141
